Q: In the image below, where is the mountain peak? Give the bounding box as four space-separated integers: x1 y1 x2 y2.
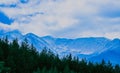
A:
25 33 41 39
25 33 36 36
7 30 21 34
112 38 120 43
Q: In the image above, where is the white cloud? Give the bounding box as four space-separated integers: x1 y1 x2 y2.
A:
0 0 18 4
0 0 120 39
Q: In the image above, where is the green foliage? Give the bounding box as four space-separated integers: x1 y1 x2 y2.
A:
0 61 10 73
0 38 120 73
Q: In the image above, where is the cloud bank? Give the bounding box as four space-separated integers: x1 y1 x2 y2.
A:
0 0 120 39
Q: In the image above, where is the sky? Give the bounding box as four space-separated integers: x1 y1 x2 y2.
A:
0 0 120 39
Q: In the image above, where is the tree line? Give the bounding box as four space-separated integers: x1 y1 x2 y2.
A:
0 37 120 73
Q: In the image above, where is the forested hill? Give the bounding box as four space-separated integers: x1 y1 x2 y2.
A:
0 38 120 73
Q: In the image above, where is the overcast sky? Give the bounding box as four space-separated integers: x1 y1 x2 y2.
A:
0 0 120 39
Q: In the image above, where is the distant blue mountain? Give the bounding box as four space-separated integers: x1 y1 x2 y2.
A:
0 30 120 64
89 39 120 64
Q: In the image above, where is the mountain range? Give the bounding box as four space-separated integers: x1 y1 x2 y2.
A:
0 30 120 64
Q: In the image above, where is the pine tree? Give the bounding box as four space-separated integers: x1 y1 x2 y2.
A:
0 38 120 73
114 64 120 73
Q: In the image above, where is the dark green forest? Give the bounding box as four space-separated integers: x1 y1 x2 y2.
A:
0 37 120 73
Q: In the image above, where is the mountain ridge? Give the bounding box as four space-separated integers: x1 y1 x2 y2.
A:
0 30 120 64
